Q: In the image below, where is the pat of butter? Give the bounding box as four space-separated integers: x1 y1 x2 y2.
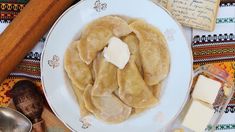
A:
192 75 221 104
182 100 214 132
223 84 233 97
103 37 130 69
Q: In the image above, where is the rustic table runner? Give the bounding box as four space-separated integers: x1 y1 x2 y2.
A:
192 1 235 131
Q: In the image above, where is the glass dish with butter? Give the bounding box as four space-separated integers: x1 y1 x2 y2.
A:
167 65 234 132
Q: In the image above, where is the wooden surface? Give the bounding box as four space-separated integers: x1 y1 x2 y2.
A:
0 0 74 83
8 100 70 132
221 0 235 2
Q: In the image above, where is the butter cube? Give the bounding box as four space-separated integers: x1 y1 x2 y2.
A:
192 75 221 104
223 84 233 97
182 100 214 132
103 37 130 69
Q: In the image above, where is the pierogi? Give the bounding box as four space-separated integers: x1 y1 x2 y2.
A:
118 56 158 108
77 16 131 65
122 33 142 74
130 20 170 86
92 54 118 96
64 41 93 91
64 16 170 124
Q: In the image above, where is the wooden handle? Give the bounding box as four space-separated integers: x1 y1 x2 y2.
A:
0 0 74 83
32 120 45 132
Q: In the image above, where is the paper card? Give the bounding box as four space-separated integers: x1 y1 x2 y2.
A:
161 0 168 8
152 0 168 8
167 0 220 31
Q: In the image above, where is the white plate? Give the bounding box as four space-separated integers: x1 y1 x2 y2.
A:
41 0 193 132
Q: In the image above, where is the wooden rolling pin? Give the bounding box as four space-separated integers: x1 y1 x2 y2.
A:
0 0 76 83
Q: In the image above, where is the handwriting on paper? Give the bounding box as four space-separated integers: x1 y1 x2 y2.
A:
161 0 168 8
167 0 220 31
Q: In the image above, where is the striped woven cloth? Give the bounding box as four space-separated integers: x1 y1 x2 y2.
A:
0 0 234 131
192 1 235 131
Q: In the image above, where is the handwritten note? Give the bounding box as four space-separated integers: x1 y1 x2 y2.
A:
161 0 168 8
167 0 220 31
152 0 168 8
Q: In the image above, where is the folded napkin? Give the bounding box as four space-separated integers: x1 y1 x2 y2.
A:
0 0 234 131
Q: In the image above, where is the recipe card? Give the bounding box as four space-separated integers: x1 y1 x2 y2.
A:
152 0 168 8
167 0 220 31
161 0 168 8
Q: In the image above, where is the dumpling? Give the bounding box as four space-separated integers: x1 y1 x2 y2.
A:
91 54 118 96
132 108 147 116
71 84 90 117
151 81 163 99
129 20 170 86
122 33 142 74
64 41 93 91
83 85 132 123
83 84 97 114
92 95 132 123
117 15 135 24
77 27 112 65
118 56 158 108
92 53 102 80
77 16 131 64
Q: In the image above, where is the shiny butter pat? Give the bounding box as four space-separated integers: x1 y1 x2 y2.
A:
104 37 130 69
192 75 221 104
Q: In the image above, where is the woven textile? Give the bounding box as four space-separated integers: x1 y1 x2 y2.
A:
192 1 235 131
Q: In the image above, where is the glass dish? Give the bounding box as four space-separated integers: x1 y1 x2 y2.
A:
166 64 235 132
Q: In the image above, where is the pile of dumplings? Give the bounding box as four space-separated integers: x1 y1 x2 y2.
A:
64 16 170 123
